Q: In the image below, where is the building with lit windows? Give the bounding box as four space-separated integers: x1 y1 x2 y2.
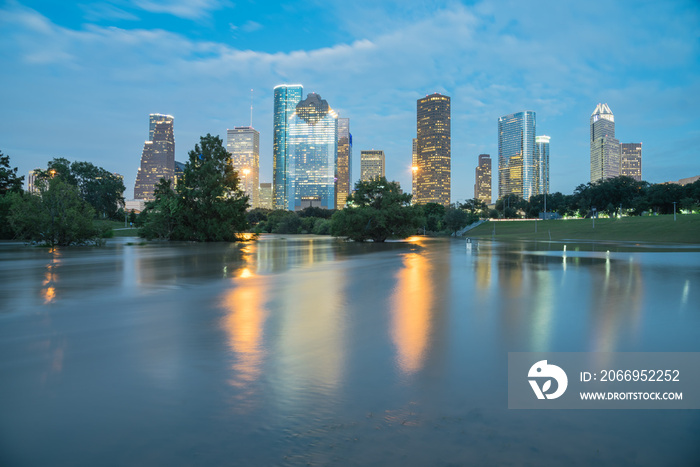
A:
360 150 385 181
273 84 303 210
415 93 451 206
259 182 273 209
474 154 491 204
227 126 260 209
411 138 418 198
286 93 338 211
498 111 536 200
336 118 352 209
26 169 40 193
590 103 620 183
620 142 642 181
535 135 550 197
134 113 174 201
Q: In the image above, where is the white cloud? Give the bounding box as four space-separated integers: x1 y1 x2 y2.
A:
132 0 228 20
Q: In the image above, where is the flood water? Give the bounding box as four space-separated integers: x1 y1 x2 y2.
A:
1 235 699 466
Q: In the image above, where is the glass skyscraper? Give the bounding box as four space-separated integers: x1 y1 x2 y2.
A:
535 135 550 197
336 118 352 209
590 103 620 183
498 111 535 200
134 113 174 201
227 126 260 209
415 93 451 206
286 93 338 211
273 84 303 210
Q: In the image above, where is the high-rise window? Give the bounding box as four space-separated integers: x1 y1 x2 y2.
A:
227 126 260 209
415 93 451 206
273 84 303 210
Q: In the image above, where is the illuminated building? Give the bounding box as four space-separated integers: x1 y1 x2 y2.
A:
590 103 620 183
498 111 535 200
227 126 260 209
26 169 40 193
474 154 491 204
134 113 174 201
336 118 352 209
411 138 418 199
174 161 185 187
259 182 273 209
286 93 338 211
415 93 451 206
535 136 550 196
620 143 642 181
360 150 385 181
273 84 303 210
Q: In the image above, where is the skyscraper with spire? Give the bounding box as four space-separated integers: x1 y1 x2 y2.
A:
134 113 174 201
590 103 620 183
227 126 260 209
273 84 303 210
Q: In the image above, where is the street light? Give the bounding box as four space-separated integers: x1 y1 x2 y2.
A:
592 207 597 229
673 201 677 221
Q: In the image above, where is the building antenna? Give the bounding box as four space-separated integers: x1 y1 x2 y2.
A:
250 88 253 128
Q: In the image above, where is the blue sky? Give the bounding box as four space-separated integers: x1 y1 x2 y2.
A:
1 0 699 201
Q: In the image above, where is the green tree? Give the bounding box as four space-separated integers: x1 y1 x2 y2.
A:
0 151 25 239
9 178 100 246
139 179 180 240
330 177 421 242
421 202 446 231
70 161 125 219
443 204 472 236
140 134 250 241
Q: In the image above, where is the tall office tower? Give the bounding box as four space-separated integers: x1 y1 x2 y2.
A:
498 111 536 200
286 93 338 211
259 182 273 209
620 143 642 181
134 113 175 201
26 169 40 193
336 118 352 209
273 84 303 210
590 103 620 183
534 135 550 196
474 154 492 204
227 126 260 209
360 150 385 181
415 93 451 206
411 138 418 199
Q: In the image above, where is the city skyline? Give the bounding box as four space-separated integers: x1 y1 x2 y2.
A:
2 1 699 202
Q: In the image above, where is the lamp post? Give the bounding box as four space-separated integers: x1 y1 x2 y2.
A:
592 207 597 229
673 201 677 221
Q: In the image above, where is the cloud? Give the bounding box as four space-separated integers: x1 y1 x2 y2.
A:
132 0 228 20
1 0 699 199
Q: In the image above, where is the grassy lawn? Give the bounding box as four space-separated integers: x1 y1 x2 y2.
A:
467 214 700 244
95 220 140 237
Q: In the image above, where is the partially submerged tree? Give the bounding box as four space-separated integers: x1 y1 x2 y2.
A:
139 134 250 241
330 177 421 242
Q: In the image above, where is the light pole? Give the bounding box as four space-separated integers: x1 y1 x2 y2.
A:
592 207 597 229
673 201 677 221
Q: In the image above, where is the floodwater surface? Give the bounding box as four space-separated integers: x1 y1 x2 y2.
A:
1 235 699 466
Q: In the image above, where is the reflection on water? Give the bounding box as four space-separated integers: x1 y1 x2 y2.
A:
391 252 432 375
0 236 699 466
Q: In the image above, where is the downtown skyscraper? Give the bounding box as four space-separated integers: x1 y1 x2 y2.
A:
286 93 338 211
360 150 385 181
498 111 536 200
134 114 174 201
535 135 550 197
620 143 642 181
590 103 620 183
227 126 260 209
273 84 303 210
336 118 352 209
474 154 492 204
415 93 451 206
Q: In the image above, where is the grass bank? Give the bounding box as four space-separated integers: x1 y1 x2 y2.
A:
467 214 700 244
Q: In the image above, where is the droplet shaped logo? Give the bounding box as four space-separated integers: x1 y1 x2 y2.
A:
528 360 568 400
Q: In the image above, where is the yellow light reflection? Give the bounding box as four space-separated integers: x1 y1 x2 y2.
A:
221 277 268 389
42 248 61 303
391 253 432 375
